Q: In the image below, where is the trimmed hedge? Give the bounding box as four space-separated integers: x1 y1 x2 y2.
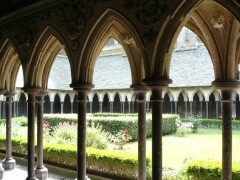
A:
0 117 28 126
0 135 151 179
181 119 240 130
43 114 179 140
184 160 240 180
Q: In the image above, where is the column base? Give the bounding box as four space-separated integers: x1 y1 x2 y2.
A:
35 166 48 180
75 176 90 180
2 158 16 170
0 165 4 180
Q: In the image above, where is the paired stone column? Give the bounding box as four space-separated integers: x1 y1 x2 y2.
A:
70 84 93 180
216 101 219 119
23 87 41 180
2 91 16 170
131 85 147 180
144 79 172 180
35 90 48 180
131 101 134 113
212 80 239 180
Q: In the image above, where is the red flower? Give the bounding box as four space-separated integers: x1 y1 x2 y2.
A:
124 129 128 134
43 120 50 128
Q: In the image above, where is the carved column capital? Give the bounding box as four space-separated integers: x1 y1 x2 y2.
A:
70 83 94 92
143 78 172 90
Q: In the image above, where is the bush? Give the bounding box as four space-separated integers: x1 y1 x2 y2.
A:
184 160 240 180
181 118 240 130
0 135 151 179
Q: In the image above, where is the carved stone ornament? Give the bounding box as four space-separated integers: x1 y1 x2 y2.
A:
143 27 158 43
125 0 169 25
15 26 38 64
211 14 225 28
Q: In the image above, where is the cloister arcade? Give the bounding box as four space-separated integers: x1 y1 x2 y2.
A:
1 87 231 119
0 0 239 180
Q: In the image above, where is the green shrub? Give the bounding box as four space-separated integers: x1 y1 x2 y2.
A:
184 160 240 180
43 114 178 141
0 135 151 179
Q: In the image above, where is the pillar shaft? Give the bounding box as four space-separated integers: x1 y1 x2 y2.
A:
185 102 188 118
61 102 63 114
151 88 163 179
77 91 88 179
128 102 131 113
221 90 233 180
23 88 40 180
35 91 48 180
2 92 16 170
190 101 193 117
206 102 208 119
174 101 177 114
50 102 53 113
71 102 73 113
89 102 92 114
137 91 147 180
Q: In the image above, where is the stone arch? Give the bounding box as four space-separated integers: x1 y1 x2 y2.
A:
76 9 149 86
25 26 72 89
152 0 240 82
0 39 21 91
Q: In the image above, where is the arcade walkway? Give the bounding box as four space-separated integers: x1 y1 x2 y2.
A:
0 154 111 180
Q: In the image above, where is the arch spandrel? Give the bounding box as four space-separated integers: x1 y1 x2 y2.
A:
76 9 149 86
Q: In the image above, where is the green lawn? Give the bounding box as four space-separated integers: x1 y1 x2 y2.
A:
122 128 240 170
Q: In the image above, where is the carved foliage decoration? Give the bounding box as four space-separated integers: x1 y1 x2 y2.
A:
15 26 39 64
211 14 225 28
125 0 169 25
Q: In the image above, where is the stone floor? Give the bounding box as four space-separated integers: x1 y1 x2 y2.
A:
0 154 112 180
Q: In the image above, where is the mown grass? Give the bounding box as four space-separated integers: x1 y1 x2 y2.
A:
123 128 240 170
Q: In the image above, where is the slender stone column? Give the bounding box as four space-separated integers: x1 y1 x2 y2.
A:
174 101 177 114
70 84 93 180
205 102 208 119
50 102 53 113
110 102 113 113
60 102 63 114
189 101 193 117
144 79 172 180
128 102 131 113
131 101 134 113
0 91 5 179
146 102 150 113
99 102 102 113
185 102 188 118
2 91 16 170
0 98 2 120
212 80 239 180
71 102 73 113
121 102 124 113
89 102 92 114
35 90 48 180
132 87 147 180
16 101 19 117
23 87 41 180
216 101 219 119
170 101 173 114
200 101 203 116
